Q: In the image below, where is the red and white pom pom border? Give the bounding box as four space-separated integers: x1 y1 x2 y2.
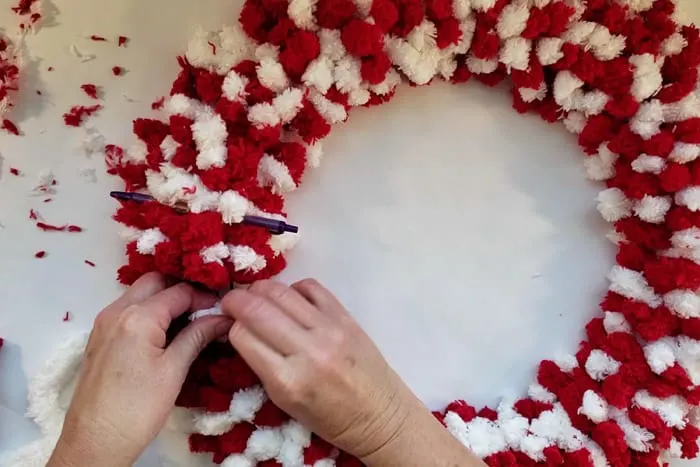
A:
106 0 700 465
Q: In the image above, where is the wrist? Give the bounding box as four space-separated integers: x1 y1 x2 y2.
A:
48 421 136 467
359 396 484 467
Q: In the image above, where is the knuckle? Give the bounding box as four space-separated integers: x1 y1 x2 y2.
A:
250 280 288 300
137 271 166 290
272 375 310 407
117 306 145 334
296 278 321 291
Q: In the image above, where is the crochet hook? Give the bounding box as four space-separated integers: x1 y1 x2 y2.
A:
110 191 299 235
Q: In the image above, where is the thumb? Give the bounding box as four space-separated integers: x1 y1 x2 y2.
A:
166 316 233 370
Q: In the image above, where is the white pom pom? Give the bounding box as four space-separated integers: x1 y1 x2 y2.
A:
201 242 231 264
633 195 671 223
125 139 148 163
496 0 530 39
676 187 700 211
288 0 318 30
500 37 531 70
258 154 297 193
319 29 346 60
631 154 665 174
664 290 700 319
584 144 618 181
537 37 564 65
452 0 472 20
193 411 235 436
248 103 281 128
603 312 631 333
662 32 687 56
257 58 289 93
160 135 179 161
528 383 556 403
644 339 677 374
597 188 632 222
302 57 335 94
193 112 228 170
563 111 586 134
309 90 347 123
553 71 584 108
579 390 609 423
306 142 323 168
670 143 700 163
607 265 661 307
585 349 621 381
137 228 167 255
221 455 254 467
273 88 305 123
630 54 663 102
246 428 284 460
229 386 266 422
229 245 267 273
219 191 250 224
222 71 249 102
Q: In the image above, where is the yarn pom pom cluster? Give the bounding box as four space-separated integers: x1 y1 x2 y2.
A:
107 0 700 465
0 33 20 126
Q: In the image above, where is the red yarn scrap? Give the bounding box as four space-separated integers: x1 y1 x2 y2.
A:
112 66 124 76
118 36 129 47
89 35 107 42
2 119 19 135
34 251 46 258
63 105 102 127
80 84 100 99
36 222 84 233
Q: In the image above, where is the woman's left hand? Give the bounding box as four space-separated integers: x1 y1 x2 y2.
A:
48 272 232 467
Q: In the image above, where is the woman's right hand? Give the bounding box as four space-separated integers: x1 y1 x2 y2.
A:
221 279 485 466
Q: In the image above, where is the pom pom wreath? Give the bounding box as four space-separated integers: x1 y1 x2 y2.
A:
87 0 700 466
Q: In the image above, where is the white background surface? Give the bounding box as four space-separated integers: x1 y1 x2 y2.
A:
1 0 700 465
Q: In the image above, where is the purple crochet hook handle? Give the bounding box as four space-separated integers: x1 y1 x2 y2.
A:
110 191 299 235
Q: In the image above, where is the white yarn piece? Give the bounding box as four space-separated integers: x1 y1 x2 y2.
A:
597 188 632 222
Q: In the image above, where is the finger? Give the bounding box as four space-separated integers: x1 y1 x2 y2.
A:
191 288 219 312
228 321 285 381
292 279 350 320
139 283 196 329
249 280 324 328
110 272 168 311
221 289 309 355
166 316 232 371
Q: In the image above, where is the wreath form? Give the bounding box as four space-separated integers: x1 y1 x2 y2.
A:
106 0 700 465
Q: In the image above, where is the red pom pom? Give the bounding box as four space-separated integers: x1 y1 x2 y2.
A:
361 52 392 84
425 0 452 21
292 99 332 142
513 399 553 420
543 1 575 36
189 434 218 453
254 400 290 426
316 0 357 29
240 0 269 43
436 18 462 49
445 400 477 422
169 115 195 145
218 423 256 455
133 118 170 146
195 70 224 104
279 30 321 79
522 7 550 39
371 0 399 32
592 421 631 467
171 146 198 170
391 0 424 37
471 23 500 60
660 163 692 193
199 386 234 412
304 436 334 464
341 19 384 57
477 407 498 421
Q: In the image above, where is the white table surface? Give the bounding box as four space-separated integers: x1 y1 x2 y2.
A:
1 0 700 465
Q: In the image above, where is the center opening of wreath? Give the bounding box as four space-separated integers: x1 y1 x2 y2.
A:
278 80 615 410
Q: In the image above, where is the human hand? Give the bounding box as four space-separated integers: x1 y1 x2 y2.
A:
221 280 482 466
48 272 233 467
